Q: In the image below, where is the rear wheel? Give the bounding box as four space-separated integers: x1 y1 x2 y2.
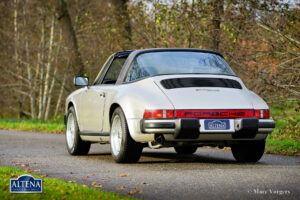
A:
66 107 91 155
231 140 265 163
110 107 143 163
174 146 198 154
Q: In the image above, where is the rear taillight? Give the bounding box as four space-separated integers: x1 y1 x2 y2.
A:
143 110 174 119
255 109 270 118
143 109 270 119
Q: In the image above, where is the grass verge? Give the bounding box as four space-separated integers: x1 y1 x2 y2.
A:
0 166 131 200
0 119 65 133
266 138 300 156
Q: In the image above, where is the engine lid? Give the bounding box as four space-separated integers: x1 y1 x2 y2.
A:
153 75 254 109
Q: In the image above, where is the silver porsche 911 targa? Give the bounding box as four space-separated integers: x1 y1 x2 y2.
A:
64 48 275 163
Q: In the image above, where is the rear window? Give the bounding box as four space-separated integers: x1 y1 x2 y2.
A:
125 51 235 82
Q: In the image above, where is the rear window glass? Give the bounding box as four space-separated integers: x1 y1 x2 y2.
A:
125 52 235 82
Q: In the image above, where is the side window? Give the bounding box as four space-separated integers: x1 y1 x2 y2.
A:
125 60 152 82
102 58 126 84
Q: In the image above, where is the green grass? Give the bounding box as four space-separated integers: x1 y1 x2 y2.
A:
266 138 300 156
0 166 131 200
266 100 300 155
0 119 65 133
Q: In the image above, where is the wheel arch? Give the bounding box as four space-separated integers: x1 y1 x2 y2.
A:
109 103 121 124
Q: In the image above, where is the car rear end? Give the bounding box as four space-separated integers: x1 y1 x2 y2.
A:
140 75 275 145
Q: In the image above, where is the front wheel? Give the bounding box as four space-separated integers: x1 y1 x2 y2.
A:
174 146 198 154
231 140 265 163
66 107 91 155
110 107 143 163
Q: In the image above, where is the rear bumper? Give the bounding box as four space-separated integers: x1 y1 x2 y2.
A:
141 118 275 139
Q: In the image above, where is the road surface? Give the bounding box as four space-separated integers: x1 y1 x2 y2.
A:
0 130 299 199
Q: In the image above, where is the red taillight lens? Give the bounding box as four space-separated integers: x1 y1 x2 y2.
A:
166 110 174 118
254 109 270 118
263 110 270 118
143 110 174 119
175 110 254 118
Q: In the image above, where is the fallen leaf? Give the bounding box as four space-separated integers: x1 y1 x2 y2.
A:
33 169 41 172
26 168 33 173
117 186 125 190
68 180 75 183
127 190 142 195
87 174 95 177
91 181 103 188
11 174 18 178
120 174 127 177
21 163 29 167
41 174 47 178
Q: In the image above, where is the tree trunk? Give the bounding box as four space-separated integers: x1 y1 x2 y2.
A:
210 0 223 51
55 0 85 75
42 14 56 120
45 28 62 120
14 0 24 118
54 71 67 118
38 7 46 120
23 0 37 118
112 0 132 49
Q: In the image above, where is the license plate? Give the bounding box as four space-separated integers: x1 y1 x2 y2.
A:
204 119 230 130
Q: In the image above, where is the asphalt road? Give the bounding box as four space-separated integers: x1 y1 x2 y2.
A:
0 130 299 199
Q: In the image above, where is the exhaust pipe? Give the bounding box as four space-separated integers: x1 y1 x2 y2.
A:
148 135 165 149
155 134 165 144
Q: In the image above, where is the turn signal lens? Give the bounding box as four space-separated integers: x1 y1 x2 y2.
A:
254 110 261 118
144 110 174 119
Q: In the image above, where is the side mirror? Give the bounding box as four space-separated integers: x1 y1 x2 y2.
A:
74 76 89 86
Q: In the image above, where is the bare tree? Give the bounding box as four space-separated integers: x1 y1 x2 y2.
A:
23 0 37 118
112 0 132 49
55 0 85 75
210 0 224 51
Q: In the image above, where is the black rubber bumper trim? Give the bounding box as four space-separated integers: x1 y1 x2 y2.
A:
174 119 200 139
79 132 110 136
259 120 275 128
141 120 175 132
232 118 258 139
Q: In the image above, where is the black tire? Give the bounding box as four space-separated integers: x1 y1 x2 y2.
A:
65 107 91 155
231 140 265 163
174 146 198 154
110 107 143 163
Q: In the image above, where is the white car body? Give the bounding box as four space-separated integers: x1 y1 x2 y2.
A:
65 48 274 150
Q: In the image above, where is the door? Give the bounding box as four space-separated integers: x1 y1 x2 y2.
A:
79 86 106 132
80 56 127 132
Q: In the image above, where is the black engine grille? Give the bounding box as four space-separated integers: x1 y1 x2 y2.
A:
160 78 242 89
